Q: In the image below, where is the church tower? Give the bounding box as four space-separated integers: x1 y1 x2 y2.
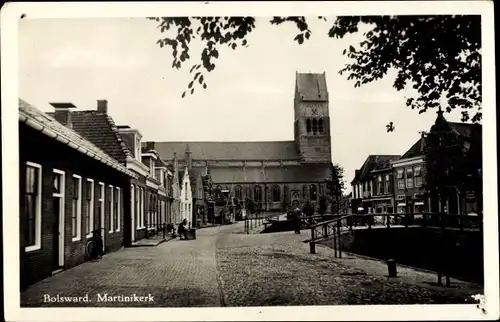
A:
294 72 332 163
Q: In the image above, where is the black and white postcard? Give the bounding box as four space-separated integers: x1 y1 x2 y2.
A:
1 1 498 321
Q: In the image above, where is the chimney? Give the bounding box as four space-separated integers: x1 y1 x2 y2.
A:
97 99 108 113
420 131 426 152
50 102 76 128
185 144 192 169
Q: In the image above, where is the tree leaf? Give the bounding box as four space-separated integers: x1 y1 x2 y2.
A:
188 81 194 88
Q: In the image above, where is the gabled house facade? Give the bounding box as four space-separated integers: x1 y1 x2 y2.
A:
170 154 182 225
179 167 193 226
19 99 137 288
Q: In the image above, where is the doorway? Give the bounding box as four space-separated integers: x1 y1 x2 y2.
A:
52 170 65 272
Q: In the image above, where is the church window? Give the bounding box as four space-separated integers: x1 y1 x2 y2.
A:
306 119 312 133
318 119 324 133
272 185 280 202
312 119 318 134
235 185 242 200
302 185 308 199
309 185 318 201
254 185 262 202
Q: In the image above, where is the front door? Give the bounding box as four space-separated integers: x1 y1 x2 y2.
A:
52 197 62 271
52 170 65 272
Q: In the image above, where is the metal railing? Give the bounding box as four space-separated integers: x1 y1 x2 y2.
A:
244 212 267 234
307 212 483 287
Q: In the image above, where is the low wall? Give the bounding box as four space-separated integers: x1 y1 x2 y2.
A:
320 227 483 283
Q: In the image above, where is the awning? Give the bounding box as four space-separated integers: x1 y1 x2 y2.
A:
397 203 406 207
414 202 425 206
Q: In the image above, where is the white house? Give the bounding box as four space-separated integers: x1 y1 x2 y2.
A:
171 154 182 225
180 166 193 226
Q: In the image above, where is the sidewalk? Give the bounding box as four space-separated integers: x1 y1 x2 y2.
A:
21 225 238 307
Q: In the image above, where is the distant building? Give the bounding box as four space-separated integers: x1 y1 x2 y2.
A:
145 72 333 212
19 99 137 288
391 132 427 214
351 155 401 214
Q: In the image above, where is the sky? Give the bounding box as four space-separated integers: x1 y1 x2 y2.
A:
18 17 465 193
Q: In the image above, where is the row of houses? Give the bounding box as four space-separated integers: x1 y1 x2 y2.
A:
19 98 206 288
350 111 483 216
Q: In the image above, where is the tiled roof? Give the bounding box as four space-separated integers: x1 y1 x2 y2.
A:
400 137 425 159
352 155 400 183
152 141 300 161
48 111 132 163
19 99 136 178
449 122 482 138
208 163 330 184
296 72 328 101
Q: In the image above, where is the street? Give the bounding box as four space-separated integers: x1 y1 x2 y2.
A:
21 221 482 307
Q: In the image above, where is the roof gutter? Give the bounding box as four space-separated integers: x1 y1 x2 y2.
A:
20 113 138 179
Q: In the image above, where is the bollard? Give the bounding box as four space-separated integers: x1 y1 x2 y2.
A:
309 242 316 254
387 259 397 277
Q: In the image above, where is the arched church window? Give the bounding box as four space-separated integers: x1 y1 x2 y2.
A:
235 185 242 200
272 185 281 202
306 119 312 133
302 185 308 199
312 119 318 134
309 184 318 201
318 119 324 133
254 185 262 202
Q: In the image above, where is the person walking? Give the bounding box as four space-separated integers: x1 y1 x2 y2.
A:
292 207 302 234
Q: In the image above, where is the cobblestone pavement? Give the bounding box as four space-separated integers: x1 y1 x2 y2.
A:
21 220 482 307
21 222 244 307
216 230 483 306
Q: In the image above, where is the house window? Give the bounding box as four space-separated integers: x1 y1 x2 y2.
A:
397 194 406 214
108 186 114 233
25 162 42 251
135 186 140 228
306 119 311 133
115 187 120 232
302 185 308 199
406 168 414 188
384 174 390 194
98 182 105 234
397 169 405 190
377 175 382 194
309 185 317 201
235 185 242 200
131 184 135 230
414 166 423 187
272 185 281 202
254 185 262 202
149 194 154 228
72 175 82 241
318 119 324 133
85 179 94 237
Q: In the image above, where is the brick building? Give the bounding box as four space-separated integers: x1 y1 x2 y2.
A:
391 133 427 214
19 99 137 288
146 72 332 212
350 155 401 214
